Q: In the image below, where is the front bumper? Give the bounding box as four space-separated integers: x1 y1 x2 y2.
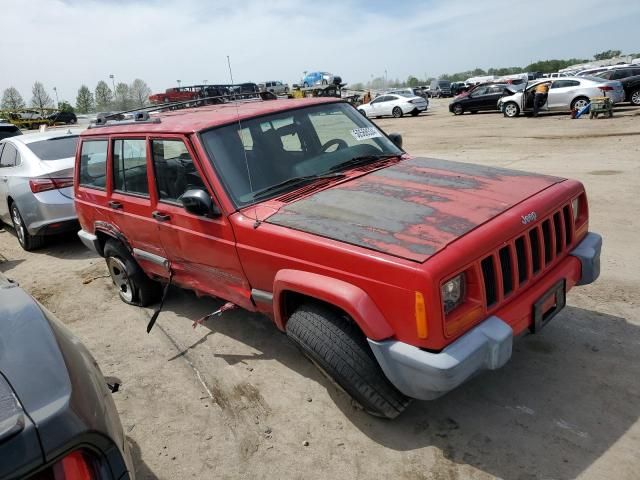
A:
77 229 101 255
368 232 602 400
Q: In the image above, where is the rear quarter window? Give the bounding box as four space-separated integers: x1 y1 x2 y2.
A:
79 140 108 189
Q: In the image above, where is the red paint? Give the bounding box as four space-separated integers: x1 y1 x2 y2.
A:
75 98 590 351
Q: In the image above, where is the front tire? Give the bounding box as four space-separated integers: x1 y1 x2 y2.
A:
503 102 520 118
392 107 403 118
452 104 464 115
10 203 45 251
103 239 161 306
286 303 411 419
358 109 367 117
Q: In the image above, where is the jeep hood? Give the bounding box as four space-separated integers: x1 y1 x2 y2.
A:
266 157 564 262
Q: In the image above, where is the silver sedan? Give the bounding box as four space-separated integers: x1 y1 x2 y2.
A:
0 128 82 250
498 76 625 117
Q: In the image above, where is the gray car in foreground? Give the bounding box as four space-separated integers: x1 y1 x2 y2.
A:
0 128 81 250
0 273 134 479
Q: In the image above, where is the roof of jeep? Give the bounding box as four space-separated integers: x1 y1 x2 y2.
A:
81 97 342 137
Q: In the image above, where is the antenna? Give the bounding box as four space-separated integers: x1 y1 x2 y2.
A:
227 55 259 227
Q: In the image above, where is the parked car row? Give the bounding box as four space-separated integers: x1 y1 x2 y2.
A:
446 74 632 118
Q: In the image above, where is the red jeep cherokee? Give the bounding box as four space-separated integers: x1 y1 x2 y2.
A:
74 97 601 418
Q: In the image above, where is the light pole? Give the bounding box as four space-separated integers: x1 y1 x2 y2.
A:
384 69 388 88
177 80 182 88
109 74 116 106
53 87 59 108
203 80 208 86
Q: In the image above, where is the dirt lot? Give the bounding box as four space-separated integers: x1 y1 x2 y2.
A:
1 99 639 480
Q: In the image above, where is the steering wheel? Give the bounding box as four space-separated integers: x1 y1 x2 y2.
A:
321 138 348 153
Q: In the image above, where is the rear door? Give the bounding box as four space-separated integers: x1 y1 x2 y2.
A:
548 79 580 110
149 136 252 308
107 136 168 278
482 85 507 110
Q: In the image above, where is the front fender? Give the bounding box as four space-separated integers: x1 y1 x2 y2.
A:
273 269 394 341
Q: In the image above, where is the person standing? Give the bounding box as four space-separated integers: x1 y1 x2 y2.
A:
533 81 551 117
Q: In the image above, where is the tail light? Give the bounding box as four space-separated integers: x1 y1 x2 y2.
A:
409 99 423 104
598 86 614 92
29 177 74 193
29 450 97 479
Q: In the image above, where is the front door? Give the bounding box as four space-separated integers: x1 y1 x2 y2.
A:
107 136 168 278
149 137 252 309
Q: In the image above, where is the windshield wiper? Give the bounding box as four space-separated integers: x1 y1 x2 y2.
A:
250 172 345 200
328 153 399 172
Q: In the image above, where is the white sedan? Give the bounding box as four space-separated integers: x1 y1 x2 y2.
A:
358 94 428 118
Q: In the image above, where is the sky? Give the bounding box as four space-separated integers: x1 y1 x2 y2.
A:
1 0 639 104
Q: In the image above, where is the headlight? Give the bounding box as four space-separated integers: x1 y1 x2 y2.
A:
441 273 465 314
571 197 580 222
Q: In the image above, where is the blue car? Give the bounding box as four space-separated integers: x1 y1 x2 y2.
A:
302 71 338 87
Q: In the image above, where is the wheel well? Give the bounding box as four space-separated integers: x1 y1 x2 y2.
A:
281 291 355 329
95 230 117 256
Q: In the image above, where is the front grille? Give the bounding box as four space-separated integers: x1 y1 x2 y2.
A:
479 203 575 310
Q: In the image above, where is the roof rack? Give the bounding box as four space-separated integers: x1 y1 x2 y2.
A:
90 91 278 128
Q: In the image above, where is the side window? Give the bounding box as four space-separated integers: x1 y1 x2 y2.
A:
152 139 206 203
112 139 148 196
79 140 108 188
0 143 17 167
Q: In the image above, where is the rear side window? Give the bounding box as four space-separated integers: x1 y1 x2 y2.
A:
151 139 206 203
79 140 108 188
26 136 79 161
0 143 19 167
113 139 149 196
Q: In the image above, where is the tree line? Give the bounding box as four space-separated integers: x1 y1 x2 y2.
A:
1 79 152 115
350 50 638 90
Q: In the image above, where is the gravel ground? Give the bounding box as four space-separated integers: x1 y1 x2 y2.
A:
1 99 639 480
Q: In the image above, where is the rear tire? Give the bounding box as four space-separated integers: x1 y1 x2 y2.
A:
10 203 45 251
286 303 411 419
571 97 589 111
630 89 640 106
358 109 367 117
103 239 162 306
392 107 403 118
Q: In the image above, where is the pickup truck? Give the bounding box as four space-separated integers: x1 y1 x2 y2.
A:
74 97 601 418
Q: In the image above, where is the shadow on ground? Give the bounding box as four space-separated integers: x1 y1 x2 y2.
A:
128 436 159 480
156 289 640 480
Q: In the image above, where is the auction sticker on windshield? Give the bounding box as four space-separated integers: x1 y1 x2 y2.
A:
351 127 382 141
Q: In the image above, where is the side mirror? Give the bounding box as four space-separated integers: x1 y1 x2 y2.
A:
388 133 403 149
181 189 220 217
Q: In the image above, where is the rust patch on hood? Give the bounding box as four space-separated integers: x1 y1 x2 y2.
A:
267 157 563 262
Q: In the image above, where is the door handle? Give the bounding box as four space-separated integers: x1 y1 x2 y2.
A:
152 211 170 222
108 201 123 210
